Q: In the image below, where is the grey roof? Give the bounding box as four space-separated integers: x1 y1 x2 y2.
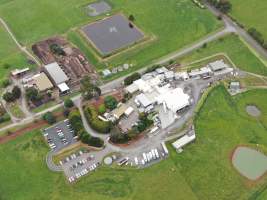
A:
209 60 228 71
44 62 69 85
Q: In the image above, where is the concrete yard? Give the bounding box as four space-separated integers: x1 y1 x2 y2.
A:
82 14 144 55
87 1 111 16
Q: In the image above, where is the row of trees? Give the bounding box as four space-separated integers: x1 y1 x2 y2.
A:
84 105 111 134
207 0 232 13
3 86 21 103
248 28 267 50
124 72 141 86
69 109 104 147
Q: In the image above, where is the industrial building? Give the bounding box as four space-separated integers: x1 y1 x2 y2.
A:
44 62 70 94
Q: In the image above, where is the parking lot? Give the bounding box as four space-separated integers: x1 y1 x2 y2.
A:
42 119 77 152
61 147 111 183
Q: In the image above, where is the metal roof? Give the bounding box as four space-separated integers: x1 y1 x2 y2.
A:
44 62 68 85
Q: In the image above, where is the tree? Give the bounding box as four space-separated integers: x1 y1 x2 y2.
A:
104 96 118 110
64 98 74 108
50 43 66 56
217 0 232 13
124 72 141 85
129 14 135 22
80 76 101 100
12 86 21 99
3 92 14 102
25 87 41 101
42 112 56 124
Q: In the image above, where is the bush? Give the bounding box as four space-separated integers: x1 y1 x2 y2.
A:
64 98 74 108
248 28 265 46
68 109 104 147
84 106 111 133
42 112 56 124
12 86 21 99
98 104 106 115
145 65 161 73
104 95 118 110
124 72 141 85
3 92 15 102
1 79 10 88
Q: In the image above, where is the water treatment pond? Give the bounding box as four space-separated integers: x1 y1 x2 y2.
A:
232 146 267 180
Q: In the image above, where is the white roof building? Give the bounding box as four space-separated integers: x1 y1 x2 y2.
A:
58 82 70 93
172 132 196 150
135 93 153 108
157 87 190 113
44 62 69 85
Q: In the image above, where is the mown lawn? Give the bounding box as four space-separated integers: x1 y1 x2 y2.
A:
229 0 267 40
179 34 267 76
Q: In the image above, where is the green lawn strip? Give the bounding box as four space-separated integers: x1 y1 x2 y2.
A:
178 34 267 76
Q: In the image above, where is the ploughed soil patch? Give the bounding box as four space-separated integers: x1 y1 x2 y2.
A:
246 105 261 117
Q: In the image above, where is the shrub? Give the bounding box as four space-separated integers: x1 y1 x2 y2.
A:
124 72 141 85
1 79 10 88
84 105 111 133
98 104 106 115
104 95 118 110
68 109 104 147
64 98 74 108
42 112 56 124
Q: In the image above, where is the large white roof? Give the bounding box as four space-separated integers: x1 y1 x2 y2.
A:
44 62 68 85
157 87 190 113
172 132 196 150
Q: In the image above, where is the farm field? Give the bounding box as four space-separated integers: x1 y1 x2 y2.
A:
229 0 267 40
2 86 267 199
0 0 221 79
178 34 267 76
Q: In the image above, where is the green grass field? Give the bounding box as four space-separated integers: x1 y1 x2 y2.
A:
0 0 221 80
229 0 267 40
179 34 267 76
2 86 267 199
0 130 197 200
0 24 33 83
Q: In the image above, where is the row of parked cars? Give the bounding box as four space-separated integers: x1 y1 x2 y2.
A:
69 162 100 183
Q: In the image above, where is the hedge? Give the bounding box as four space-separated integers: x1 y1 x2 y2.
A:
84 105 111 134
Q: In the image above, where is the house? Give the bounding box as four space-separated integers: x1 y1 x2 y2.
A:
112 104 127 119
